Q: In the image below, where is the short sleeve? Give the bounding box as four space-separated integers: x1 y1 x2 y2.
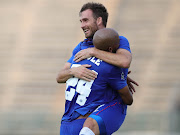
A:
107 66 128 90
67 42 82 63
118 36 131 53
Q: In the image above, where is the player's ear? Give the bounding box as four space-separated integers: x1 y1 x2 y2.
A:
108 47 113 53
96 17 103 26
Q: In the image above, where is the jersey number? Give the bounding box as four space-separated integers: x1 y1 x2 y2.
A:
65 64 96 106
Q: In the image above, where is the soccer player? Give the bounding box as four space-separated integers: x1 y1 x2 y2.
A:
60 28 133 135
56 2 138 93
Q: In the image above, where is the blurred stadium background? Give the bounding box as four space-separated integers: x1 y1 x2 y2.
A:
0 0 180 134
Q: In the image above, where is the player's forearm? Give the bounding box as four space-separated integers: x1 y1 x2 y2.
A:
118 86 133 105
56 69 73 83
92 48 131 68
121 93 133 105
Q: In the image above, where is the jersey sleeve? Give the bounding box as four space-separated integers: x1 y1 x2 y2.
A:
118 36 131 53
107 66 128 90
67 42 82 63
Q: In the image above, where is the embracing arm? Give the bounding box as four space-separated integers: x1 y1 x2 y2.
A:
92 48 132 68
117 85 133 105
74 48 132 68
56 62 97 83
56 62 73 83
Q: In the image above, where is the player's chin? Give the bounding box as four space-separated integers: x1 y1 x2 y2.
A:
85 32 93 38
85 34 90 38
85 34 93 39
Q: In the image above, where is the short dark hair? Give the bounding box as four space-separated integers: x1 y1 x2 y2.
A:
80 2 108 27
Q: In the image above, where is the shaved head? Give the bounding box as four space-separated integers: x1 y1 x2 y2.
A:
93 28 119 53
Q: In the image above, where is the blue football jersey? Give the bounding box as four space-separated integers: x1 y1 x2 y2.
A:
62 57 128 122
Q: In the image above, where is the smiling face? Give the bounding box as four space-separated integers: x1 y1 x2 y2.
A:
79 9 99 38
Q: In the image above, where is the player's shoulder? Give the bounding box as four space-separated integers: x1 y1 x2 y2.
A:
100 61 117 73
118 35 131 52
103 62 128 74
73 41 82 49
73 41 83 55
119 36 129 43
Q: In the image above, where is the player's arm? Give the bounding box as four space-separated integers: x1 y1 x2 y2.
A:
74 36 132 68
107 66 133 105
117 86 133 105
56 62 72 83
56 62 97 83
74 48 132 68
56 42 97 83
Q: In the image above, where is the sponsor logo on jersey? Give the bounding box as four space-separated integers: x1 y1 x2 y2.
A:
121 72 125 80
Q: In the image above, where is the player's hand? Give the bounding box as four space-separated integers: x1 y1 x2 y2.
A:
127 71 139 94
74 48 94 62
71 64 97 82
